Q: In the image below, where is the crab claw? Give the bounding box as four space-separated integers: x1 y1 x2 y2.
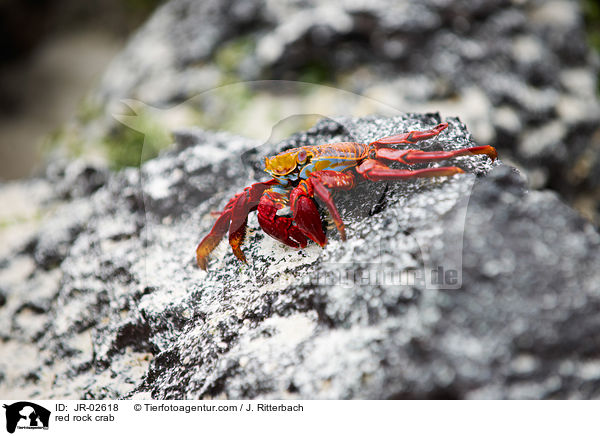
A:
468 145 498 161
257 199 308 248
290 182 327 247
196 208 233 270
196 179 278 270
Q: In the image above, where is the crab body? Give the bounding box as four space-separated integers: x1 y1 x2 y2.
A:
268 142 371 183
196 122 497 269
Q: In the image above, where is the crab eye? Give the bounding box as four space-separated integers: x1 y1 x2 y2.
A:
297 150 307 163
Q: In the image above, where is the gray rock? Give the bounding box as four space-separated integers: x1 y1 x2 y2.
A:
1 114 599 399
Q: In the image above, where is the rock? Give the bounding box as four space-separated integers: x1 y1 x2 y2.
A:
1 114 599 399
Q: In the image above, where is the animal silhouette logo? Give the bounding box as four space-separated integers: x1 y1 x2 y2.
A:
2 402 50 433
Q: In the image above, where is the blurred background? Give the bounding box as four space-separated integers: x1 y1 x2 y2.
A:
1 0 600 222
0 0 161 179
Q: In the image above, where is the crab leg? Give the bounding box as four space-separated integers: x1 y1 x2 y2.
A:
376 145 498 164
369 123 448 147
290 170 355 245
356 159 465 182
196 179 278 270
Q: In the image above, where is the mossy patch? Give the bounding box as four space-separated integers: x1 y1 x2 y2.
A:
41 124 86 158
214 37 256 81
297 60 335 85
583 0 600 93
103 111 171 170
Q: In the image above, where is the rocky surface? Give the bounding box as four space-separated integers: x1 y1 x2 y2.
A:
89 0 600 222
1 114 600 399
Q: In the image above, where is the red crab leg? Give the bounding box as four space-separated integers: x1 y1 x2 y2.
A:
369 123 448 147
376 145 498 164
290 170 355 245
196 179 278 270
257 192 308 249
356 159 465 182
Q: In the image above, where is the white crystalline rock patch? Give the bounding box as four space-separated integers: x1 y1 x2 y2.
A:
557 95 600 125
135 243 193 312
142 157 189 201
0 180 53 259
241 314 317 356
293 325 386 396
0 221 40 261
378 1 439 31
176 131 261 172
0 255 35 288
483 73 559 115
560 68 598 97
138 288 188 320
577 361 600 380
14 308 47 340
0 341 55 399
257 6 352 63
395 176 473 221
444 331 488 361
519 121 566 158
451 88 499 145
144 173 175 200
423 177 473 217
512 36 544 64
365 85 495 145
0 179 52 222
531 0 579 28
66 330 94 365
201 308 236 338
494 106 522 133
65 351 152 399
511 354 539 374
95 214 138 241
256 235 322 274
54 295 94 337
188 144 237 166
130 391 153 400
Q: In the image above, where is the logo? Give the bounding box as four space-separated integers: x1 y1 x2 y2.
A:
2 402 50 433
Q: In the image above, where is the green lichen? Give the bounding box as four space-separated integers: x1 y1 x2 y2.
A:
76 97 105 125
103 110 171 170
0 210 43 230
214 37 256 81
40 124 86 158
297 60 335 85
213 83 256 132
41 99 104 163
583 0 600 93
124 0 164 12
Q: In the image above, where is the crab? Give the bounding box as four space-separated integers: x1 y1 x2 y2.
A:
196 122 497 269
